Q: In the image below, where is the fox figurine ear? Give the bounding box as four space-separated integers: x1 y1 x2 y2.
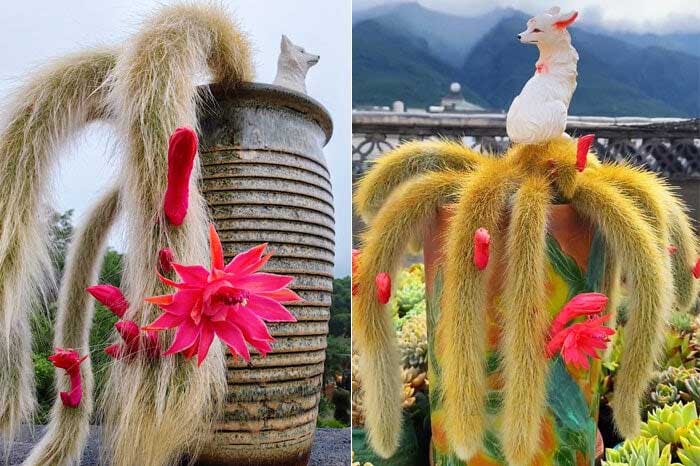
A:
554 10 578 29
281 34 292 50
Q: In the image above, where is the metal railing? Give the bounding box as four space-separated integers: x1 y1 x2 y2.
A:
352 111 700 180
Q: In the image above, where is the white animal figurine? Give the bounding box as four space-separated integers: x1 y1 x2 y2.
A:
506 7 579 145
272 35 319 94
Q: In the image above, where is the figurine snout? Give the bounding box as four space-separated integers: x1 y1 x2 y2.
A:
517 34 522 40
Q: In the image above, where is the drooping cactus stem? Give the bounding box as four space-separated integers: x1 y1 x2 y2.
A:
163 126 198 226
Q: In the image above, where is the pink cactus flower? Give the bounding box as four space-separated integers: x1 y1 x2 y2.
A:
375 272 391 304
576 134 595 172
546 315 615 369
473 228 490 270
667 244 678 255
163 127 198 226
546 292 614 369
143 224 300 365
694 258 700 279
158 247 175 274
48 348 88 408
548 292 608 335
86 284 129 318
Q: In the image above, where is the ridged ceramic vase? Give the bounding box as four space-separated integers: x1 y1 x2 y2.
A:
196 83 334 466
424 205 605 465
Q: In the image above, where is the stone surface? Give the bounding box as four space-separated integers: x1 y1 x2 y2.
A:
1 426 351 466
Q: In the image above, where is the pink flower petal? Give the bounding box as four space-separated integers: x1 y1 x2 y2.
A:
197 322 215 367
209 223 225 271
694 258 700 279
145 294 174 306
172 263 209 285
163 319 200 356
86 284 129 318
229 306 274 341
257 288 303 303
143 311 185 331
213 320 251 361
246 294 297 322
231 273 294 293
224 243 268 275
161 289 203 317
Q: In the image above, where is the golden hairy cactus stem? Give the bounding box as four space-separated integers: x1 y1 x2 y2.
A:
353 170 465 458
500 175 552 465
353 139 484 222
24 188 120 466
437 159 519 460
572 174 672 438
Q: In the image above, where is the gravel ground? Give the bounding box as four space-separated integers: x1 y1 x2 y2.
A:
2 426 351 465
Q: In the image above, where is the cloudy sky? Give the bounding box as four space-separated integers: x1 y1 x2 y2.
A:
0 0 351 277
353 0 700 33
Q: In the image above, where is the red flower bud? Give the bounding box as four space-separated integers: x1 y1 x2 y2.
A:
375 272 391 304
576 134 595 172
694 258 700 279
158 247 175 274
473 228 490 270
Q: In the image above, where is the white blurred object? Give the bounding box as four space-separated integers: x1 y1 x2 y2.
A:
506 6 579 144
273 35 319 94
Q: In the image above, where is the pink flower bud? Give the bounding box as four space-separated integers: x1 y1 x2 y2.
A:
694 258 700 279
48 348 87 408
473 228 490 270
158 247 175 274
86 285 129 318
163 127 198 226
667 245 678 254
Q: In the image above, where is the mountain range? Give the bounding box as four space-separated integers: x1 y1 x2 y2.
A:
352 2 700 117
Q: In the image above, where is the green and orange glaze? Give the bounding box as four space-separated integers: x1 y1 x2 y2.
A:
425 206 607 466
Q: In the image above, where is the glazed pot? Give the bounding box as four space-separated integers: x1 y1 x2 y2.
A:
424 204 606 465
196 83 334 466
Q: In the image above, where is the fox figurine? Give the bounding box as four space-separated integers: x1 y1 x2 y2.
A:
273 34 319 94
506 7 579 144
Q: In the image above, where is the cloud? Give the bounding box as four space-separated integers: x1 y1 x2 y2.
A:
353 0 700 33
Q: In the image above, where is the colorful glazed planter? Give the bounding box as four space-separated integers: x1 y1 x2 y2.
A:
425 204 606 466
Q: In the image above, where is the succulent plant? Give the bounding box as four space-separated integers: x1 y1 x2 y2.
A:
662 325 700 369
390 264 426 326
678 421 700 466
401 366 428 409
603 436 677 466
640 402 698 447
651 383 681 407
668 311 695 335
397 312 428 370
351 350 365 427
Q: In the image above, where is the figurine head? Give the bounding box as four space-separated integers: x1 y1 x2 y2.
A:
517 7 578 46
273 35 319 94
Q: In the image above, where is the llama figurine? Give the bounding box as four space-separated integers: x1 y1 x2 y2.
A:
506 7 579 145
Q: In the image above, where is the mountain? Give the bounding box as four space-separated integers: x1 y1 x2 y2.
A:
353 6 700 117
600 31 700 59
461 13 695 116
353 2 513 68
352 19 484 108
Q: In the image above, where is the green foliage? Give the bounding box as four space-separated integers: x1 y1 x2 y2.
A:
603 436 676 466
330 276 351 338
